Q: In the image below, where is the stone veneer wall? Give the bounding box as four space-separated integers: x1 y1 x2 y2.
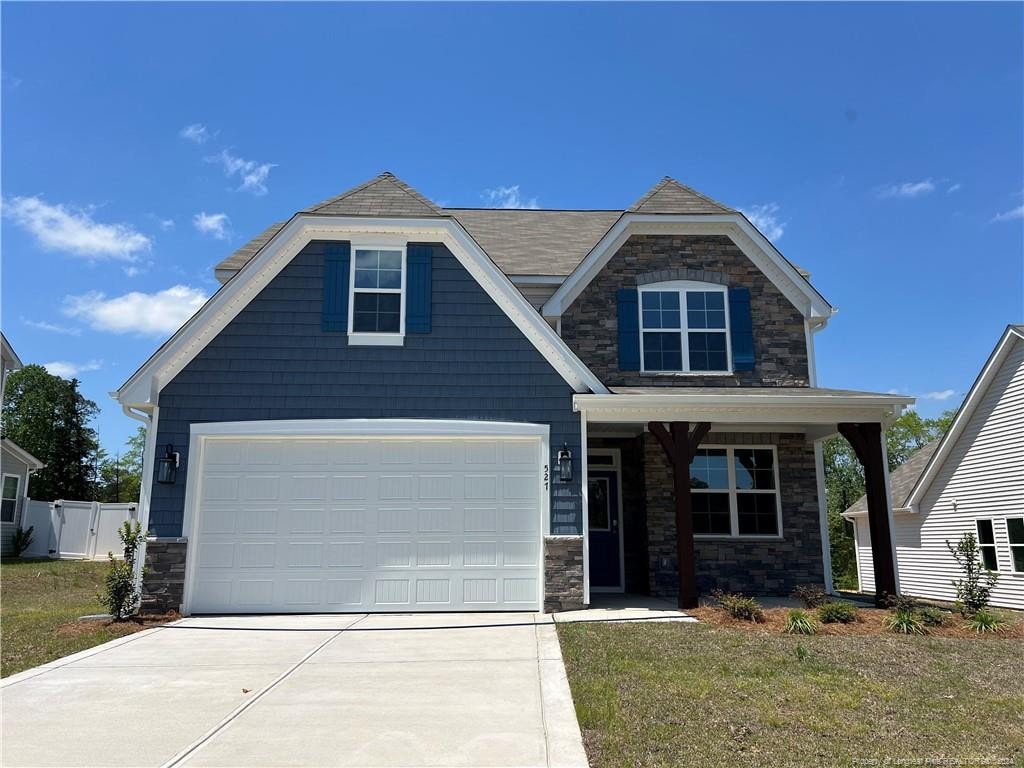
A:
543 536 585 612
140 538 187 615
645 432 823 597
560 234 810 387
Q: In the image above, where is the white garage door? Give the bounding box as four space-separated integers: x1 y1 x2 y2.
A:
186 431 544 613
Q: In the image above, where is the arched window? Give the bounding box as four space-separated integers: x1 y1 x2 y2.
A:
638 281 731 373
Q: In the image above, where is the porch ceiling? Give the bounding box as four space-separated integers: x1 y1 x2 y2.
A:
574 387 915 439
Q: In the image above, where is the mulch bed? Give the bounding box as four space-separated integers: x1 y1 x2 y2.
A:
55 611 180 638
689 604 1024 638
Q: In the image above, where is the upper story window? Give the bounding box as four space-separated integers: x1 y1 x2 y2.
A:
639 281 731 374
349 246 406 345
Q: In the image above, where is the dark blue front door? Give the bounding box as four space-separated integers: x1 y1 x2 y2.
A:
588 469 622 590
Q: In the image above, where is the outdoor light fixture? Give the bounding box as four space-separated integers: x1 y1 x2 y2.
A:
557 444 573 483
156 444 179 484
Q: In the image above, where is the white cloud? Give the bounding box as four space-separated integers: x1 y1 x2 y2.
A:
919 388 956 401
193 211 230 240
878 179 935 199
206 149 275 195
2 196 151 260
482 185 539 209
159 218 175 231
991 205 1024 223
22 317 81 336
180 123 211 144
740 203 786 241
947 183 961 194
43 359 102 378
63 285 210 337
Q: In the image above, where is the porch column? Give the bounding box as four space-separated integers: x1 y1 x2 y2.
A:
837 422 898 606
648 421 711 609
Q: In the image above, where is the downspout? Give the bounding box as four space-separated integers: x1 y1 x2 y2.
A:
121 404 156 610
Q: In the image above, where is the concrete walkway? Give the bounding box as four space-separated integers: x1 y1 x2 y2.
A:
1 613 587 768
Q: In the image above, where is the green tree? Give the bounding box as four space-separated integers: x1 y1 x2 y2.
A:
94 426 146 503
1 364 99 499
825 408 956 590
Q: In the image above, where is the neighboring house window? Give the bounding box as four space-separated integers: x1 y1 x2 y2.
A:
639 281 730 373
1007 517 1024 573
1 475 19 523
690 446 781 537
349 246 405 344
975 519 998 571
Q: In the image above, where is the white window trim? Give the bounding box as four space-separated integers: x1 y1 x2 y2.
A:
638 280 733 375
1006 516 1024 575
690 444 782 540
975 518 1000 572
1 473 21 524
347 243 407 346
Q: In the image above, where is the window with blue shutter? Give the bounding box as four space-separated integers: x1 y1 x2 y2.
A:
728 286 755 371
617 288 641 371
322 242 351 332
406 244 433 334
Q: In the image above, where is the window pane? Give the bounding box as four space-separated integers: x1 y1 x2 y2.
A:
355 250 378 269
1011 545 1024 573
588 479 610 530
354 269 378 288
1006 517 1024 544
980 545 998 571
378 269 402 289
737 494 779 536
641 292 680 330
688 332 728 371
378 251 402 270
705 292 724 310
690 449 729 490
643 332 682 371
641 292 660 310
686 291 726 331
976 519 995 545
733 449 775 490
692 493 731 535
354 249 402 289
1 476 18 499
353 293 400 333
642 310 662 329
0 499 14 523
660 292 679 310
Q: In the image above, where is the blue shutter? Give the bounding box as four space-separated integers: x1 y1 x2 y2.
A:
406 244 433 333
322 242 350 332
729 286 754 371
617 288 640 371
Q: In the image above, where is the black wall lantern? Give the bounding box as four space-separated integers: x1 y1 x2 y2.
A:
156 444 180 484
557 443 573 483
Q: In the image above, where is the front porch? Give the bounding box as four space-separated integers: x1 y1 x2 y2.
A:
574 387 914 609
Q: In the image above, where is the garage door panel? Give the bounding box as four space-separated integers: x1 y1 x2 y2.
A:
189 434 542 613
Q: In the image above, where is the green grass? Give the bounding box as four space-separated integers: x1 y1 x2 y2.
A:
558 621 1024 768
1 558 144 677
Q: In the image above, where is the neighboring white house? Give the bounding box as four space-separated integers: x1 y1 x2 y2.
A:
1 333 46 556
843 325 1024 610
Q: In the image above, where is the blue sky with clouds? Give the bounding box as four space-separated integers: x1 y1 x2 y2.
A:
2 2 1022 452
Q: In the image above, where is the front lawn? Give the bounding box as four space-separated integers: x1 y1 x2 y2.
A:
1 558 149 677
558 621 1024 768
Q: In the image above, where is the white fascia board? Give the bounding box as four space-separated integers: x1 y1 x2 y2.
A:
0 438 45 469
541 214 835 321
905 326 1022 506
116 215 608 406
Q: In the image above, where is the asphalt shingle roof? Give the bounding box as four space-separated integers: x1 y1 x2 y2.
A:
843 438 942 515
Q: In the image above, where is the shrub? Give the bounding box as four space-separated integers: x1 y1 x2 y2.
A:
946 532 999 616
885 609 928 635
10 525 34 557
918 607 949 627
883 593 918 613
98 521 146 620
817 601 858 624
966 609 1005 634
791 584 829 608
710 589 766 622
784 609 817 635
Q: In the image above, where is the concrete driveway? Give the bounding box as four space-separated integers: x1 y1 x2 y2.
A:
1 613 587 768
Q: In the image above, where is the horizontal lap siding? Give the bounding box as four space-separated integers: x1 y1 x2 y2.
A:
150 242 582 538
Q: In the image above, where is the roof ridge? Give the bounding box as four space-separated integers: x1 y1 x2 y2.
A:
303 172 442 215
629 176 735 214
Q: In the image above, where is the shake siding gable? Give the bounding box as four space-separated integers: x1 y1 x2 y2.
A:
855 338 1024 609
149 241 583 538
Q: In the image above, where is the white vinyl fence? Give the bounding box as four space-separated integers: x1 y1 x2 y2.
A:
19 500 138 560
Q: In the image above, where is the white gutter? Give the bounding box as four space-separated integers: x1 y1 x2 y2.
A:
120 403 157 611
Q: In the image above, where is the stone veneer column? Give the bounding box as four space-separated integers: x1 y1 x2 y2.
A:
140 537 187 615
543 535 585 612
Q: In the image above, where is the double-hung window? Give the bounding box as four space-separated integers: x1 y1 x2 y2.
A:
1006 517 1024 573
975 519 998 571
1 475 20 523
349 246 405 345
639 281 731 373
690 446 781 538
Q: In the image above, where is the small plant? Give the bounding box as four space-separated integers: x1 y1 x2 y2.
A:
966 609 1005 634
946 532 999 616
817 601 858 624
784 609 817 635
918 607 949 627
710 589 766 623
883 593 918 613
791 584 829 608
98 521 146 620
10 525 34 557
884 609 928 635
793 643 812 661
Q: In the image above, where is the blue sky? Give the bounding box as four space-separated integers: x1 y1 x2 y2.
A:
3 2 1022 453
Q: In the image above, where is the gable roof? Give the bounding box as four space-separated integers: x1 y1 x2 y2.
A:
842 438 941 517
0 436 44 470
629 177 736 214
304 172 444 217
